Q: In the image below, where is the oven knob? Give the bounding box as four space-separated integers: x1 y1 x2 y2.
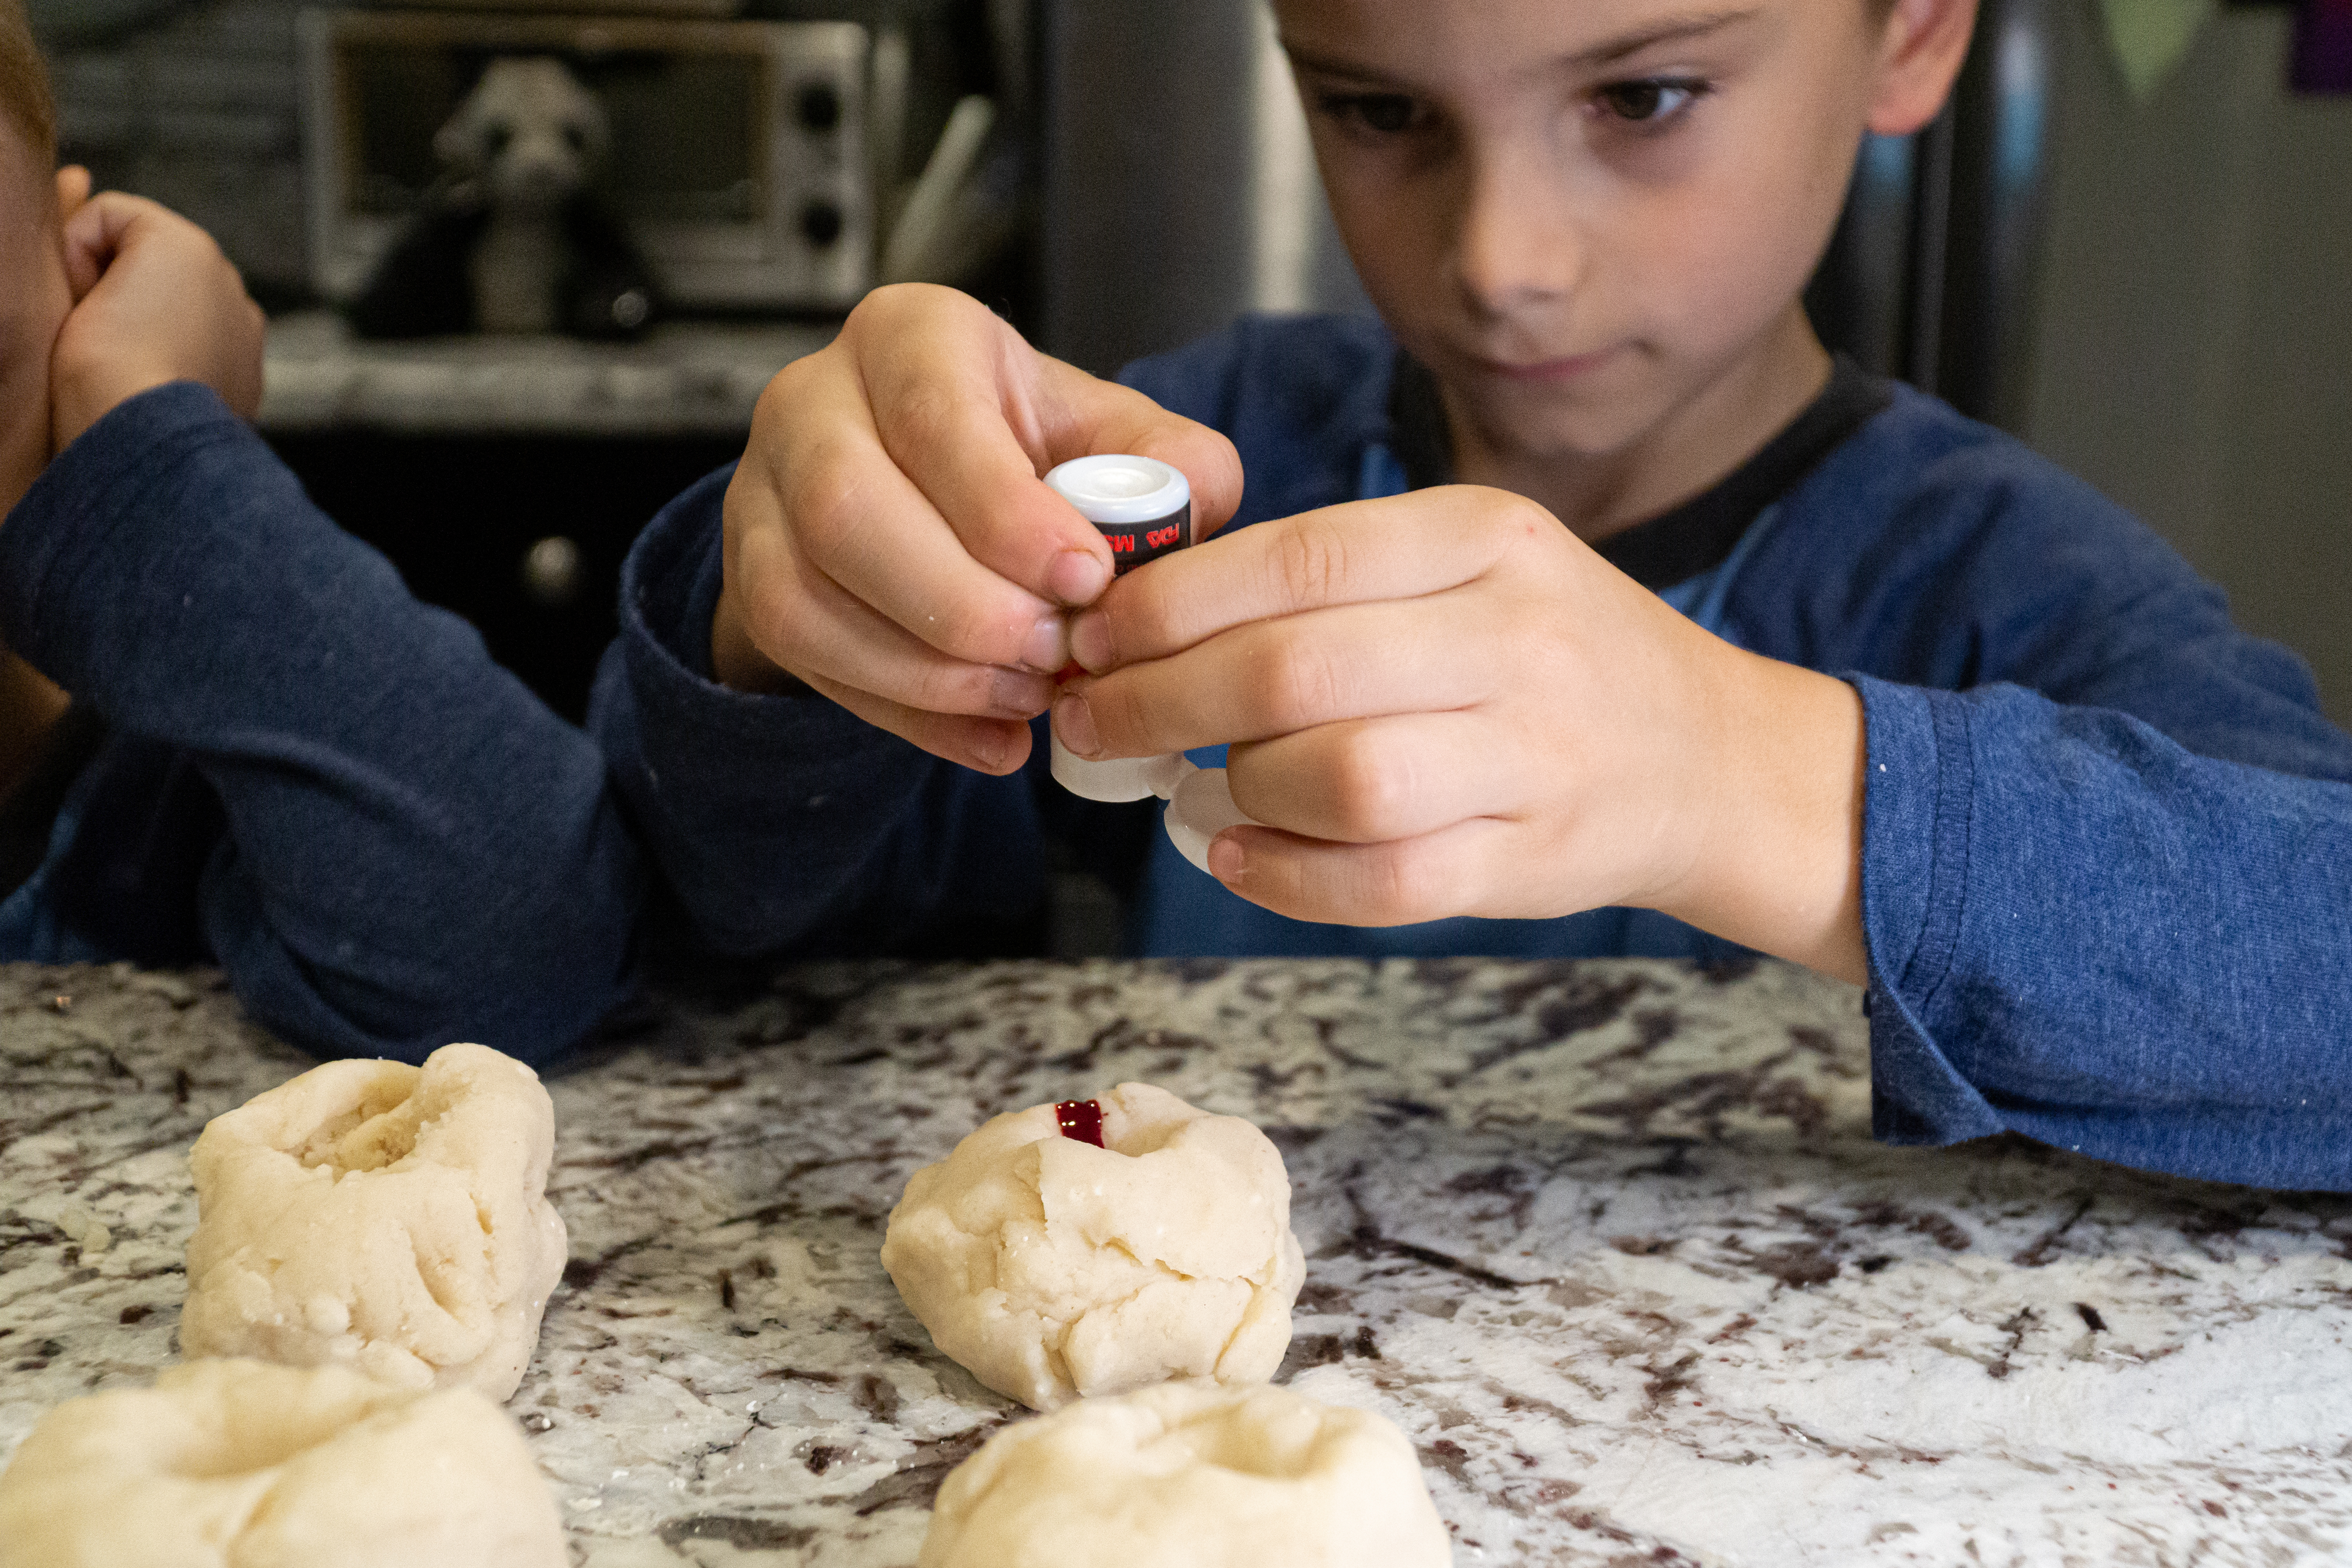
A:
795 80 842 134
521 536 583 607
799 199 844 249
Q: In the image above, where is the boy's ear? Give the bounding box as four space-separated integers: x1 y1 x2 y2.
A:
1866 0 1981 137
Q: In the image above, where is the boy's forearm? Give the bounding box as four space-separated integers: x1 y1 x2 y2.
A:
1856 676 2352 1189
597 470 1055 959
0 384 640 1060
1652 652 1869 984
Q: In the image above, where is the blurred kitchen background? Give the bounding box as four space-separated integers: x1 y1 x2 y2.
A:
25 0 2352 724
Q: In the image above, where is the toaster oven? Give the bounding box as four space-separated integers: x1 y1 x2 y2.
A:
298 10 872 313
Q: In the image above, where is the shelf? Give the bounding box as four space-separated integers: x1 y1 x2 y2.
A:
258 310 837 439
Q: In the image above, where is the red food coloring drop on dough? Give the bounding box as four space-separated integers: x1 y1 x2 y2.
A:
1055 1098 1105 1147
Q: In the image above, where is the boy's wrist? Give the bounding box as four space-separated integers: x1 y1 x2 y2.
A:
1649 650 1869 984
710 581 815 697
51 368 175 456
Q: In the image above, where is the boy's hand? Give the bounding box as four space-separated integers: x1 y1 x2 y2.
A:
714 284 1242 774
1055 487 1869 982
50 191 265 452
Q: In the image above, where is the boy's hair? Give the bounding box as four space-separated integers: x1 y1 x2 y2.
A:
0 0 54 165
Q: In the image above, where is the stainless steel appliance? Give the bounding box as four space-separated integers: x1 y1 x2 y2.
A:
1038 0 1368 377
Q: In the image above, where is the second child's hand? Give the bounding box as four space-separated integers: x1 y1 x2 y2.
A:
1055 485 1870 984
50 188 265 451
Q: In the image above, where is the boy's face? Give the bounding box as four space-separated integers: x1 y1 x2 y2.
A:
0 127 69 519
1277 0 1905 466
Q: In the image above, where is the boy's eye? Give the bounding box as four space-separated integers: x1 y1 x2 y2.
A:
1317 92 1425 136
1591 78 1709 125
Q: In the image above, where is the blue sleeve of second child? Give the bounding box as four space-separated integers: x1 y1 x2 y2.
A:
0 383 643 1065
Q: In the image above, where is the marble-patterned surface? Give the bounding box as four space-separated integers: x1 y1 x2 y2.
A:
259 311 835 437
5 957 2351 1565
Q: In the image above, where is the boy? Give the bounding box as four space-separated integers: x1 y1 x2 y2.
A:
0 4 640 1063
593 0 2352 1186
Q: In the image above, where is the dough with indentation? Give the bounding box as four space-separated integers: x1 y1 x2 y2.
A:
881 1082 1304 1410
182 1042 566 1402
0 1358 565 1568
920 1380 1452 1567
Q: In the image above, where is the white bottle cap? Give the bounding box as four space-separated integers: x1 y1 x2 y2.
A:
1164 767 1259 873
1044 454 1190 526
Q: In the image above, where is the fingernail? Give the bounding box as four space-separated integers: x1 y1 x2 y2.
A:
1046 549 1110 607
971 725 1013 773
1021 614 1069 673
1070 609 1113 672
991 668 1050 718
1052 692 1099 757
1207 835 1244 883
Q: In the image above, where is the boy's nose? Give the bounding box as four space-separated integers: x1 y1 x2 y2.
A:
1451 151 1583 315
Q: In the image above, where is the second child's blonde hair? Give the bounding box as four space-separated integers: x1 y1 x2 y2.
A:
0 0 54 165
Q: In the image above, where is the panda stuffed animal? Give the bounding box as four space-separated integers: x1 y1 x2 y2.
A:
346 57 660 340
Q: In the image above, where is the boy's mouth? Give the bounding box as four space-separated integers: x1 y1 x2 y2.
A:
1470 344 1623 384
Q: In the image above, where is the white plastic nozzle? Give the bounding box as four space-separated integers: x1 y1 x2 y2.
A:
1049 737 1194 803
1164 767 1260 873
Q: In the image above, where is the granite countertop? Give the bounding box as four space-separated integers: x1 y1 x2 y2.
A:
258 311 837 438
5 957 2350 1565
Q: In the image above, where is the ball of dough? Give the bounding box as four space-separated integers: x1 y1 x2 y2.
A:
0 1358 566 1568
881 1082 1304 1411
920 1381 1453 1568
182 1042 567 1402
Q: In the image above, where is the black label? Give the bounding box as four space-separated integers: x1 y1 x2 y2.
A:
1094 503 1190 576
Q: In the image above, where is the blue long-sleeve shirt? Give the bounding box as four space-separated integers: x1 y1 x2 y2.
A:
590 314 2352 1189
0 382 642 1065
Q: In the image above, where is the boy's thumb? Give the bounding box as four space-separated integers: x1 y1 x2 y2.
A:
53 165 92 226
